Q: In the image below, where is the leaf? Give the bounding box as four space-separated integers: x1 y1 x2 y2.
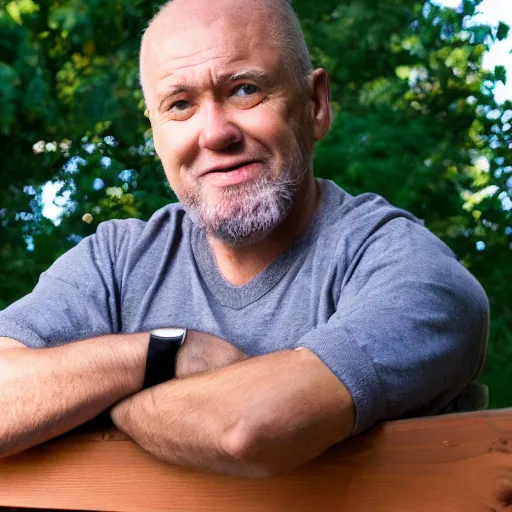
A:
462 0 477 17
395 66 411 80
48 7 78 32
495 65 507 85
496 22 510 41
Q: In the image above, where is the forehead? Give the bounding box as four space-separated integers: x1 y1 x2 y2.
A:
141 4 284 99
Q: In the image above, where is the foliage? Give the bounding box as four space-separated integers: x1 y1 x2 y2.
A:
0 0 510 406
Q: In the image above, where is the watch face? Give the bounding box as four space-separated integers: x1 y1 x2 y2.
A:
150 328 185 339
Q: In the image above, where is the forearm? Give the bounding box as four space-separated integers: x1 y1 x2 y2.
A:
0 333 148 457
111 361 247 477
111 348 354 477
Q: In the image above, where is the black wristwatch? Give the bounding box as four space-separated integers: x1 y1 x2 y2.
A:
142 328 187 389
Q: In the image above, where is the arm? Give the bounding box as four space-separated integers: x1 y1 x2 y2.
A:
0 218 246 456
0 334 148 458
175 329 250 378
0 222 150 457
0 218 253 458
110 347 354 478
0 329 249 458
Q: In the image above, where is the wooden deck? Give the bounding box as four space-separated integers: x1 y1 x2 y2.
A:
1 408 512 511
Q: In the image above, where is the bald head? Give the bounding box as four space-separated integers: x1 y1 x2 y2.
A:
140 0 312 97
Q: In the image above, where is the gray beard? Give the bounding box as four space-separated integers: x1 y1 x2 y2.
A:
181 140 312 246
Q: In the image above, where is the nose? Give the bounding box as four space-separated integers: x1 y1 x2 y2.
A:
198 101 243 151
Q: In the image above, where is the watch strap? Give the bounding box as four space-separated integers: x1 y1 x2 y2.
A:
142 329 186 389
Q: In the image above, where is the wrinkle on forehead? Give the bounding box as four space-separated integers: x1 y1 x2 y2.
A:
158 55 231 77
169 46 219 63
140 0 283 99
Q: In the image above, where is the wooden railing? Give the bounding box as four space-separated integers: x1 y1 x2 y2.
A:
1 409 512 511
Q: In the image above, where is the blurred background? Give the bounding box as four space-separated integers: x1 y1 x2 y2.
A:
0 0 510 407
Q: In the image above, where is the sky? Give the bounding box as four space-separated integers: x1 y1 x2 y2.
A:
41 0 512 222
432 0 512 103
41 180 68 224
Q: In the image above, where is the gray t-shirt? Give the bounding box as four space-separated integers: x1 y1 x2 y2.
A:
0 179 489 434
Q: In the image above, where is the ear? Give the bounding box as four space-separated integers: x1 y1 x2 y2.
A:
310 69 332 142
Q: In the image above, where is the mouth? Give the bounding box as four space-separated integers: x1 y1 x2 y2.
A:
202 159 261 176
201 160 264 187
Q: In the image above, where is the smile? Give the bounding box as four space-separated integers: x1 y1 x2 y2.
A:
202 161 263 186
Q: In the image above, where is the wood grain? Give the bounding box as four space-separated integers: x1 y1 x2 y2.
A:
1 409 512 511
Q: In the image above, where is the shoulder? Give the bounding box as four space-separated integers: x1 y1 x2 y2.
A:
318 178 424 235
319 179 488 304
315 180 489 305
91 202 191 256
50 203 192 282
316 179 450 261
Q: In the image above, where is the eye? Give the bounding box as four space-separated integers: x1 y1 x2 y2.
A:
233 84 259 97
229 84 264 109
166 99 194 121
170 100 190 112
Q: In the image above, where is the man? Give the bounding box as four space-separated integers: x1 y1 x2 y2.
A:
0 0 489 478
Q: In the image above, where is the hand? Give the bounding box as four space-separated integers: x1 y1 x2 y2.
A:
175 330 249 379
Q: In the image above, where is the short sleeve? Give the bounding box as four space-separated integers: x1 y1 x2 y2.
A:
297 217 489 435
0 219 142 347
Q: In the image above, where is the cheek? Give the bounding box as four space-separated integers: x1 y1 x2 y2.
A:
234 108 295 157
152 121 200 190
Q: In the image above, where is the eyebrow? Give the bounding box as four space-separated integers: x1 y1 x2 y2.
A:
157 85 189 112
156 69 273 112
222 70 273 86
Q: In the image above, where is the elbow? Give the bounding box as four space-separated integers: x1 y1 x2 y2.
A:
462 271 490 375
220 420 283 479
459 279 490 384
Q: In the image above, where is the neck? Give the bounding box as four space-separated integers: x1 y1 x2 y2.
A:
208 174 320 286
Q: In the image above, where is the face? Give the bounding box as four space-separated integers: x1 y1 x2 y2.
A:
142 2 325 245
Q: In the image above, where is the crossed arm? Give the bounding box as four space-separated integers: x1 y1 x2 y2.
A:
0 331 354 477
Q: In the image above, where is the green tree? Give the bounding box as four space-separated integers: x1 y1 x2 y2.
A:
0 0 510 406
